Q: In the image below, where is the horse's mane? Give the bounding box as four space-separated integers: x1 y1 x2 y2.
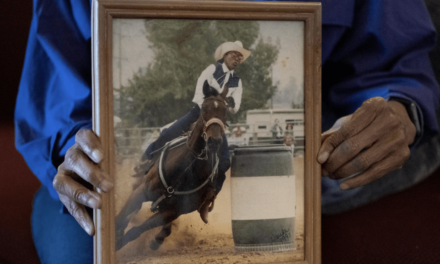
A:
185 108 207 138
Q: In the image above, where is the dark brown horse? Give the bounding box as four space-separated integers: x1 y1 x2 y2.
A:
115 85 229 251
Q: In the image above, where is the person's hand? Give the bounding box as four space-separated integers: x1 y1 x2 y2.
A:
317 97 416 190
52 129 113 235
226 96 235 108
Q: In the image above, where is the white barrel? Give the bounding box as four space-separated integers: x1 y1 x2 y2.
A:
230 145 295 252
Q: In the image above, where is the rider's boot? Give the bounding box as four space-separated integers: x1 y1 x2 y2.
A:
133 159 153 176
132 159 154 190
198 187 217 224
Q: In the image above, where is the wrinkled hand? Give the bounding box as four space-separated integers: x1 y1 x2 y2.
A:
317 97 416 190
53 129 113 235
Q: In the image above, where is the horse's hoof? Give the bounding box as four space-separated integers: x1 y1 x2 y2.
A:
150 240 163 251
115 237 123 251
115 230 124 250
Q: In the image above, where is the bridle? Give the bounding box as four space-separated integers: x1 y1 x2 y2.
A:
201 117 226 141
188 97 228 158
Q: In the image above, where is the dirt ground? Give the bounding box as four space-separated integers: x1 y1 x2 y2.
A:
114 157 304 264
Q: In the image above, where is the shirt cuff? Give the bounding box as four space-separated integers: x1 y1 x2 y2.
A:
386 93 424 149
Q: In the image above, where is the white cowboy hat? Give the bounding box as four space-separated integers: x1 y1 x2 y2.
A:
214 41 251 62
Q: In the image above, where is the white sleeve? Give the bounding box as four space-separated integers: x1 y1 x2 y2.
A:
229 79 242 114
192 64 216 107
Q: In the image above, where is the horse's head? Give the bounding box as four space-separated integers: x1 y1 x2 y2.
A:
198 83 229 153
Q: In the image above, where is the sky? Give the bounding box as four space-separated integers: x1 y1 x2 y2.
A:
113 19 304 109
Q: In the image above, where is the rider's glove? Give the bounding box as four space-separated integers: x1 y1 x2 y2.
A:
226 96 235 108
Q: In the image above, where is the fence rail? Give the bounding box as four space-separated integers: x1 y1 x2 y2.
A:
114 123 304 159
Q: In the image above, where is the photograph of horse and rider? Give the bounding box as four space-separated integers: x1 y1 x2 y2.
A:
112 19 305 264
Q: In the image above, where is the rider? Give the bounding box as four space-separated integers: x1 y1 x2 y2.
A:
143 41 251 221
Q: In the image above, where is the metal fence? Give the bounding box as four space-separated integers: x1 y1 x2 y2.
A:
114 123 305 159
114 127 161 159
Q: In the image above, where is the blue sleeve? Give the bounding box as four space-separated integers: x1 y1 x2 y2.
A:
14 0 92 200
323 0 439 134
254 0 440 134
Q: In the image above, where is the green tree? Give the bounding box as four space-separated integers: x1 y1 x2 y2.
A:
118 19 279 127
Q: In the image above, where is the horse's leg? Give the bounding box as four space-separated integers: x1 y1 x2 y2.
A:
150 221 173 251
115 181 155 237
115 165 161 233
116 210 178 251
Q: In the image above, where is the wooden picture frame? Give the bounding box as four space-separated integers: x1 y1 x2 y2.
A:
92 1 321 263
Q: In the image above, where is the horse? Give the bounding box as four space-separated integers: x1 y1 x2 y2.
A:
115 84 229 251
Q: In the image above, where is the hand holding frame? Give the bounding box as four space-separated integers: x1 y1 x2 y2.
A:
317 97 416 190
53 129 114 235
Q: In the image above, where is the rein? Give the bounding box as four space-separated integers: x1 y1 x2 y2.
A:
151 140 219 212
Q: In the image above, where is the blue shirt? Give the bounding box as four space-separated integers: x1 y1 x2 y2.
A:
15 0 440 200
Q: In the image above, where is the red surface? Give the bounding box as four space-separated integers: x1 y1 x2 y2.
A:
322 169 440 264
0 0 41 262
0 124 40 264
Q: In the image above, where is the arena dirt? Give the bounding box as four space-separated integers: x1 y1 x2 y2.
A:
114 157 304 264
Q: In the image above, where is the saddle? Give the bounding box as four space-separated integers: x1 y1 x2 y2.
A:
132 136 188 179
135 136 219 223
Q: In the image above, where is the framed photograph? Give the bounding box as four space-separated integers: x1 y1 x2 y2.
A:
92 1 321 263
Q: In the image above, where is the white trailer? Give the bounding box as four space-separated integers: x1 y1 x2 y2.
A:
244 109 305 155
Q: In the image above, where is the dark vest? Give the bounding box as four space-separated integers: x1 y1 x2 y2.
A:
213 63 240 88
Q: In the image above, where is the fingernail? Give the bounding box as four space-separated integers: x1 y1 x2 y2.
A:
340 183 349 190
100 180 114 192
84 223 93 235
92 149 104 163
317 151 329 164
87 197 100 208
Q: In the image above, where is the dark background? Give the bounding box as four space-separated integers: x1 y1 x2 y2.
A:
1 1 440 264
0 0 41 263
0 0 32 123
